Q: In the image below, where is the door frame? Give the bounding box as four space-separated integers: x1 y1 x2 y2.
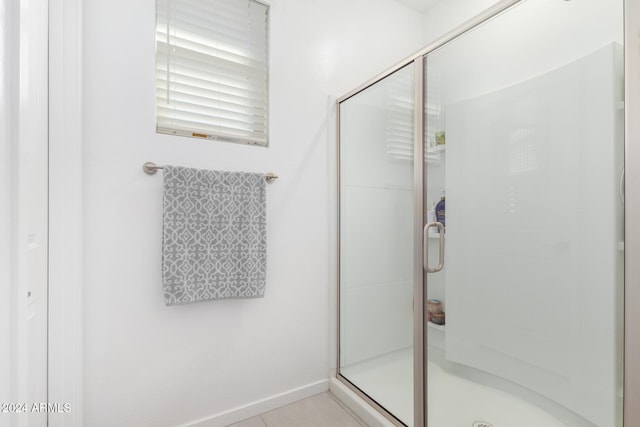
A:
48 0 84 425
623 0 640 423
7 0 50 425
335 62 419 427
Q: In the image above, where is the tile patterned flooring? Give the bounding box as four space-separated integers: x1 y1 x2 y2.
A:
227 392 367 427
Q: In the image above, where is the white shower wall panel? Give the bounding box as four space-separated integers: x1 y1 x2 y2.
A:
424 0 623 107
341 187 413 290
340 185 414 366
340 101 414 190
339 78 415 367
341 280 413 366
444 44 623 427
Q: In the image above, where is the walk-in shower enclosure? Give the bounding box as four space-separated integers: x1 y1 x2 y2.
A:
336 0 640 425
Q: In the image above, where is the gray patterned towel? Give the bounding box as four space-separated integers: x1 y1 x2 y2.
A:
162 166 266 305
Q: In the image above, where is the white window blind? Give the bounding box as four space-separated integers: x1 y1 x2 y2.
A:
385 68 442 163
386 72 414 161
156 0 269 146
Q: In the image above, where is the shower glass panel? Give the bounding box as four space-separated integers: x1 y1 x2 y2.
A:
339 63 416 426
424 1 624 426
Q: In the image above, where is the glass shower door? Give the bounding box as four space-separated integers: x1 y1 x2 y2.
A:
338 63 417 426
424 0 625 426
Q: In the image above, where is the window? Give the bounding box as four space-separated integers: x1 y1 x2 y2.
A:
385 70 414 161
156 0 270 146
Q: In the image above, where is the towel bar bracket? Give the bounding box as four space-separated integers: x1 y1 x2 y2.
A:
264 173 278 183
143 162 161 175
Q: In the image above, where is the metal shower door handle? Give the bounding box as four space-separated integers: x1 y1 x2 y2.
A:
423 222 445 273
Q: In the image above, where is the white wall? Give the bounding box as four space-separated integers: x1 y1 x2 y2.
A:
422 0 502 45
81 0 423 426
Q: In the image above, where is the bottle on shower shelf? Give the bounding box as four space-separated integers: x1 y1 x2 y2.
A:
427 299 445 325
435 189 445 230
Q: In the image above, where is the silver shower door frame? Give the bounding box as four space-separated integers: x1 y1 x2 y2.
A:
335 0 640 425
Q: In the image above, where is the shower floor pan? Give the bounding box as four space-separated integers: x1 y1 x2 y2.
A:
340 347 590 427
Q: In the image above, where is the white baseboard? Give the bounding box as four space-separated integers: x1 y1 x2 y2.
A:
181 379 329 427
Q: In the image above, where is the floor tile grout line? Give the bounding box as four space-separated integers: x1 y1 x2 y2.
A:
229 391 367 427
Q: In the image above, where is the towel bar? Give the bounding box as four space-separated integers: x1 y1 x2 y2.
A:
142 162 278 183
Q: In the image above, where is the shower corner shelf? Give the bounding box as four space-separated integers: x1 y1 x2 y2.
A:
427 145 446 153
427 321 446 332
426 145 445 164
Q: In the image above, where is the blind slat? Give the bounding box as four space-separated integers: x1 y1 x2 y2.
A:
156 63 267 98
176 0 262 23
158 9 268 47
157 44 267 82
157 35 266 67
157 115 266 137
156 60 267 96
156 94 266 122
157 127 266 146
386 76 414 161
157 105 266 130
156 79 266 108
157 26 266 58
